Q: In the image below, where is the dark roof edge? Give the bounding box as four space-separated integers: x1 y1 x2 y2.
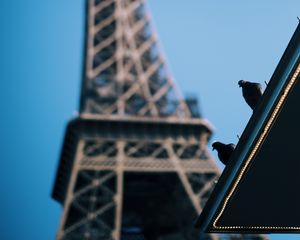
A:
79 113 215 133
195 22 300 233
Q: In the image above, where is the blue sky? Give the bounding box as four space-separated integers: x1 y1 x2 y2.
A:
0 0 299 239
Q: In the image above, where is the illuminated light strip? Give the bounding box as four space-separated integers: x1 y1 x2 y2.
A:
212 62 300 231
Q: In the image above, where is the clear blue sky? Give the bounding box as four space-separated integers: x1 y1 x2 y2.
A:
0 0 299 239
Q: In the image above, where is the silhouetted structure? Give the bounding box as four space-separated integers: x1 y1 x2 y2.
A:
196 23 300 237
52 1 266 239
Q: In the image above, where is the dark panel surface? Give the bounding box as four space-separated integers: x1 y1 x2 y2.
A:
217 75 300 228
195 23 300 235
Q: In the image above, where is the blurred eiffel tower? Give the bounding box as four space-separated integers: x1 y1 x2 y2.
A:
52 0 267 239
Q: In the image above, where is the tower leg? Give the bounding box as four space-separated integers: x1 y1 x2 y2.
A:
113 141 125 239
56 141 85 240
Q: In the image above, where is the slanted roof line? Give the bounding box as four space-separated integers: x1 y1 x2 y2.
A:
213 62 300 230
195 22 300 236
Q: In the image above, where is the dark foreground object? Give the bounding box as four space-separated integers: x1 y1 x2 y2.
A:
238 80 263 110
212 142 235 165
195 23 300 235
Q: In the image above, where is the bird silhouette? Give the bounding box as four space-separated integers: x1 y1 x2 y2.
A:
238 80 263 110
212 142 235 165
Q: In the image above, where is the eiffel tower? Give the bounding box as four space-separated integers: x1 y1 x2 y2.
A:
52 1 267 239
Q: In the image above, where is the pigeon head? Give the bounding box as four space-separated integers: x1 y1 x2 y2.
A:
238 80 247 87
212 141 224 151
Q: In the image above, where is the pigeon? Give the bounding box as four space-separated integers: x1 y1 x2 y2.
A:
212 142 235 165
238 80 263 110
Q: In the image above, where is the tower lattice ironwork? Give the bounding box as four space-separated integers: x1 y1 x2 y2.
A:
52 1 267 240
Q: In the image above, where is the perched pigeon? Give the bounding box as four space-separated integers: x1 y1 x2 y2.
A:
238 80 263 110
212 142 235 165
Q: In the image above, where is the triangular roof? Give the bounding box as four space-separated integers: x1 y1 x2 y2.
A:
195 22 300 234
